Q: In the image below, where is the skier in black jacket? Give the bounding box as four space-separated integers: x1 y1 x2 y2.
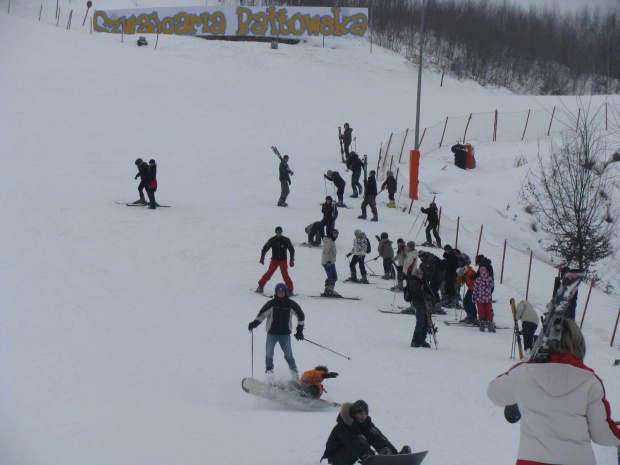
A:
133 158 149 204
324 170 347 206
346 152 364 198
278 155 294 207
442 245 460 307
248 282 305 380
145 159 158 209
339 123 353 159
405 268 432 347
321 400 409 465
359 170 378 222
420 202 441 247
256 226 295 294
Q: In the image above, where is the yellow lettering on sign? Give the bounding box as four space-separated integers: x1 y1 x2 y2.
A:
173 12 190 34
302 14 321 36
250 12 268 35
348 13 367 36
320 16 334 35
209 12 225 34
236 7 251 35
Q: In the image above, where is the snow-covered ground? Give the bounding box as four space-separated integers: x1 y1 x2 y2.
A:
0 8 618 465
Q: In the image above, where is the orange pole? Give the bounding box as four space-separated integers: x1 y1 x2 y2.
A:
610 306 620 347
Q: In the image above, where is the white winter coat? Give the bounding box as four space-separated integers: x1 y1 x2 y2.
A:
321 237 337 265
488 354 620 465
350 233 369 257
403 250 417 275
515 300 539 326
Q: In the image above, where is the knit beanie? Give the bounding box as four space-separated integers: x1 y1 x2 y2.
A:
350 400 369 415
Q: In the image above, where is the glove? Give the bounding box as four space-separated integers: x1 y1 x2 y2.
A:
323 372 339 379
289 259 295 267
290 171 294 176
294 327 304 341
259 257 265 265
420 207 424 212
346 253 352 258
134 173 140 180
248 320 260 331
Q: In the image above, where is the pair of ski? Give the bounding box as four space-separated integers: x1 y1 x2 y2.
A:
116 201 170 208
250 289 360 300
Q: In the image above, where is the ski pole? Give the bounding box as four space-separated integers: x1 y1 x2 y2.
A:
408 209 422 236
305 338 351 360
251 330 254 378
324 177 328 197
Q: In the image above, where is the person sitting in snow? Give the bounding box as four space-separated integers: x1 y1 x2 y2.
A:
297 365 339 400
321 400 411 464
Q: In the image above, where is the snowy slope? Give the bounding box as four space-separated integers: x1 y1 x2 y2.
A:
0 10 619 465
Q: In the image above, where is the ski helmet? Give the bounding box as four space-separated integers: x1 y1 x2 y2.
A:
332 229 339 239
135 158 143 165
326 170 333 177
274 283 288 295
387 170 394 177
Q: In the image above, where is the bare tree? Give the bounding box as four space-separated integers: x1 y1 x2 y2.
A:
521 104 619 271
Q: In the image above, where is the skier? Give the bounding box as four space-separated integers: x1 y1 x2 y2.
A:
514 300 539 354
321 196 338 237
473 266 495 332
377 232 394 280
345 229 369 283
321 400 411 464
404 268 433 348
420 202 441 247
338 123 353 160
278 154 294 207
451 143 468 170
441 245 459 307
133 158 149 204
403 241 417 277
256 226 295 295
359 170 378 222
346 152 364 198
324 170 347 207
145 159 158 209
305 221 325 246
474 254 494 279
417 250 446 314
551 266 578 320
392 238 407 290
488 319 620 465
456 266 477 324
247 282 305 380
380 170 398 208
297 365 339 400
321 229 340 297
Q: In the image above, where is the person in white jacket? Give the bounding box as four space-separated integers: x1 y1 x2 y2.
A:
321 230 339 297
345 229 369 283
488 319 620 465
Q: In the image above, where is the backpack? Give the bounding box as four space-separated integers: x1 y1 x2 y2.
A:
403 279 412 302
454 249 471 267
366 239 371 254
434 255 445 271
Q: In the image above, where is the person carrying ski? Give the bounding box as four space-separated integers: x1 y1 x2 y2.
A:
346 229 369 283
133 158 149 204
321 400 411 464
346 152 364 198
359 170 378 222
321 196 338 237
514 300 539 354
380 170 398 208
324 170 347 207
248 283 305 380
321 229 340 297
297 365 339 400
305 221 325 247
420 202 441 247
456 266 477 324
338 123 352 160
278 155 293 207
392 239 407 290
488 319 620 465
404 268 433 348
145 159 158 209
473 266 495 332
377 232 394 280
441 245 460 308
256 226 295 295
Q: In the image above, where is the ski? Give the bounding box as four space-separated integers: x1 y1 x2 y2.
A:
338 126 345 163
310 295 361 300
510 298 524 360
377 287 403 292
125 203 171 207
242 378 341 410
251 289 273 298
443 320 509 329
271 146 283 161
342 279 375 285
378 309 416 315
295 242 323 248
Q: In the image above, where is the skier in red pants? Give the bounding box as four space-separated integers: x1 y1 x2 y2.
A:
256 226 296 295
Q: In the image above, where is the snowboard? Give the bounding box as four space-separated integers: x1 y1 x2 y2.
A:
242 377 340 410
364 451 428 465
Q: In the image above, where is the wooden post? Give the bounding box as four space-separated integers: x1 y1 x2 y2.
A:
476 225 483 257
395 167 400 182
398 128 409 163
67 10 73 30
605 102 608 131
579 278 595 329
388 155 394 172
557 263 563 277
525 251 533 301
547 106 556 136
455 217 460 249
90 15 92 34
493 110 498 142
463 113 472 142
8 0 10 14
408 198 414 214
610 306 620 347
383 133 393 171
437 207 442 233
500 239 507 284
439 117 449 148
521 109 530 141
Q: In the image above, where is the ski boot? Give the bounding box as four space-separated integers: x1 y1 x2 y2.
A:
488 321 496 333
327 286 341 297
370 213 378 222
290 368 299 381
359 275 369 284
349 192 358 198
336 201 346 207
387 200 396 208
277 200 288 207
479 320 486 332
379 447 394 456
358 212 367 220
391 281 404 291
132 196 148 205
381 274 391 280
399 446 412 454
420 241 432 247
255 285 264 294
265 368 275 384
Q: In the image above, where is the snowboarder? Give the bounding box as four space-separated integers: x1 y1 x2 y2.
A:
324 170 347 206
322 196 338 237
346 229 369 283
248 282 305 380
346 152 364 198
404 268 433 348
380 170 398 208
377 232 394 280
393 238 407 290
297 365 339 400
278 155 293 207
256 226 295 295
305 221 325 246
514 300 539 354
456 266 477 324
321 229 340 297
145 159 158 209
488 319 620 464
420 202 441 247
321 400 411 464
338 123 352 160
133 158 149 204
359 170 378 222
473 266 495 332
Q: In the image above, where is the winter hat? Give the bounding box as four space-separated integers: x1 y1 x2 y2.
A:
326 170 333 177
387 170 394 177
430 202 437 208
135 158 143 165
417 250 426 257
275 226 283 233
413 268 423 276
407 241 415 250
397 238 405 244
369 170 376 176
149 159 156 164
283 155 289 160
457 266 468 276
349 400 369 415
326 196 333 202
354 229 361 236
314 365 329 373
443 244 453 251
475 254 485 265
380 232 388 239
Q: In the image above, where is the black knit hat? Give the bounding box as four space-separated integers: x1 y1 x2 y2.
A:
475 254 485 265
275 226 283 233
350 400 369 415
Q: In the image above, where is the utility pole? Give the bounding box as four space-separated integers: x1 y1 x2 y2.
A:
414 0 426 151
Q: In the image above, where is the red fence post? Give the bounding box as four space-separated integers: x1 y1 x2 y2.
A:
605 102 608 131
8 0 10 14
408 198 414 214
455 217 460 249
395 167 400 182
437 207 442 233
398 129 409 164
463 113 472 142
610 306 620 347
558 263 563 277
493 110 498 142
384 133 394 167
439 117 449 148
521 109 530 141
388 155 394 172
547 106 556 136
578 278 594 329
476 225 483 256
525 251 533 301
500 239 507 284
